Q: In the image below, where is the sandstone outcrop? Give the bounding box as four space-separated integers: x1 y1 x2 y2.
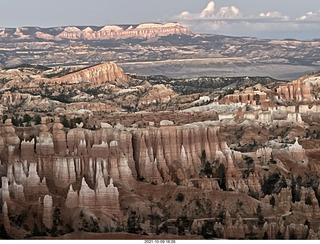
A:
2 201 10 232
36 62 130 86
256 147 272 164
36 117 54 155
24 163 49 199
288 138 308 163
66 123 93 155
66 177 121 216
138 85 177 107
223 211 247 239
1 177 10 203
2 119 20 149
277 79 313 101
52 117 67 155
43 195 53 229
55 22 191 40
12 180 26 202
21 139 35 158
262 187 292 212
0 23 191 42
132 122 244 188
220 87 268 106
287 113 303 124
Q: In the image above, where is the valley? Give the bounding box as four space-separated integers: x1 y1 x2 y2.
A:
0 22 320 240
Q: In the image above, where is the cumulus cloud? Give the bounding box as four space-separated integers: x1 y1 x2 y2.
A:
297 10 320 21
171 1 320 39
259 11 288 20
177 1 241 20
200 1 215 18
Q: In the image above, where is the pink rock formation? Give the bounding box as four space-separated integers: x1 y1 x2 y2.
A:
12 181 25 202
52 117 67 155
138 85 177 107
256 147 272 165
268 187 292 213
21 139 35 158
54 22 191 40
223 211 247 239
132 123 243 186
1 177 10 203
2 201 10 232
13 160 27 184
3 119 20 149
220 142 248 193
199 177 221 191
78 177 96 208
65 185 78 209
25 163 49 199
36 118 54 155
66 176 121 216
277 79 313 101
67 124 93 155
43 195 53 229
117 153 134 181
246 171 261 196
52 158 77 188
287 113 303 124
289 138 308 163
220 88 268 106
36 62 130 87
92 124 136 177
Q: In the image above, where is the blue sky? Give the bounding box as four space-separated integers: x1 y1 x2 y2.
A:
1 0 320 39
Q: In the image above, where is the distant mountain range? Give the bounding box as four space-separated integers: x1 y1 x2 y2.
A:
0 22 191 41
0 22 319 80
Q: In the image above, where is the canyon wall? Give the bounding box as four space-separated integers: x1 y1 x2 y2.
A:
0 117 318 239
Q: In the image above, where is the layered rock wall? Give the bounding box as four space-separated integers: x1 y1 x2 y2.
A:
277 79 313 101
55 23 191 40
36 62 129 86
132 122 245 190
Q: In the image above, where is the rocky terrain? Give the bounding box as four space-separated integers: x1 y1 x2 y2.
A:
0 61 320 240
0 22 319 80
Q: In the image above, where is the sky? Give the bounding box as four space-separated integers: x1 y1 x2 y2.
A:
0 0 320 39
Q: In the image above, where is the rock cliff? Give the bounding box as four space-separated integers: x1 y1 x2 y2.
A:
55 22 191 40
36 62 129 86
277 79 313 101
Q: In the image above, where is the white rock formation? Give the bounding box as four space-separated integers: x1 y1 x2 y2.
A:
43 195 53 229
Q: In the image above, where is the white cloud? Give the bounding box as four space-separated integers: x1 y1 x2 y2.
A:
259 11 288 20
200 1 215 18
176 1 241 20
297 10 320 21
171 1 320 39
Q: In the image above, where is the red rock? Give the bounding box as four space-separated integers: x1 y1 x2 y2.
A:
277 79 313 101
36 62 130 87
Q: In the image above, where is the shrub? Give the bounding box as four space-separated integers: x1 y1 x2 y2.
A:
176 193 185 202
